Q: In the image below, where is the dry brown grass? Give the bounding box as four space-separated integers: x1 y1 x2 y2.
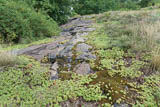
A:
151 48 160 71
0 52 19 67
129 21 159 51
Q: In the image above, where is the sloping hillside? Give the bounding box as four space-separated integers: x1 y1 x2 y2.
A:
0 8 160 107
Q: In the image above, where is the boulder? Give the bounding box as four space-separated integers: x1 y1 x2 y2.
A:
76 43 92 53
76 53 96 61
73 62 91 75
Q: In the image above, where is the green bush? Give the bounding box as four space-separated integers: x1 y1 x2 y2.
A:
17 0 72 24
0 0 60 44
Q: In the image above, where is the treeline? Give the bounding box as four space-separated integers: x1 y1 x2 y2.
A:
73 0 159 15
0 0 158 44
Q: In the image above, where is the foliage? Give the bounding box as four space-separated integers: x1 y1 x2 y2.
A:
73 0 140 15
90 47 146 78
133 74 160 106
0 0 59 44
87 9 160 106
0 56 104 106
38 73 105 106
17 0 72 24
139 0 155 7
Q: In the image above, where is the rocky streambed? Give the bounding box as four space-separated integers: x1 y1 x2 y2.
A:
13 16 96 80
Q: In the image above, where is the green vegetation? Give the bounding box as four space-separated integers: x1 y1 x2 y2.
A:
1 0 160 106
72 0 160 15
0 38 54 51
73 0 140 15
0 54 105 106
0 0 59 44
23 0 72 24
86 9 160 106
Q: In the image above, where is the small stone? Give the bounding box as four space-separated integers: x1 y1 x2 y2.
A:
73 62 91 75
66 57 72 63
114 103 129 107
51 62 59 70
125 86 129 91
50 62 59 80
66 64 72 68
50 70 58 80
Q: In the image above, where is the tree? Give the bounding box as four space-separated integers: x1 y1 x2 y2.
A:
13 0 72 24
140 0 154 7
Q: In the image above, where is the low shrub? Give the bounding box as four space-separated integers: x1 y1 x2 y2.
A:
0 0 60 44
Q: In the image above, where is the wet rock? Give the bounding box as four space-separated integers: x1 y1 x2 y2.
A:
71 27 96 33
73 62 91 75
60 32 72 36
66 64 72 68
59 45 74 58
50 62 59 80
85 28 96 32
48 53 56 63
76 53 96 61
114 103 130 107
76 32 89 37
69 36 85 45
125 86 129 91
76 43 92 53
66 57 72 63
63 27 74 32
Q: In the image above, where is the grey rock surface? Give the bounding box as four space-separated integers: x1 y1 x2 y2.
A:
76 53 96 61
76 43 92 53
73 62 91 75
114 103 130 107
50 62 59 80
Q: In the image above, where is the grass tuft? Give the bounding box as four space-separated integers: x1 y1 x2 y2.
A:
0 52 19 67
